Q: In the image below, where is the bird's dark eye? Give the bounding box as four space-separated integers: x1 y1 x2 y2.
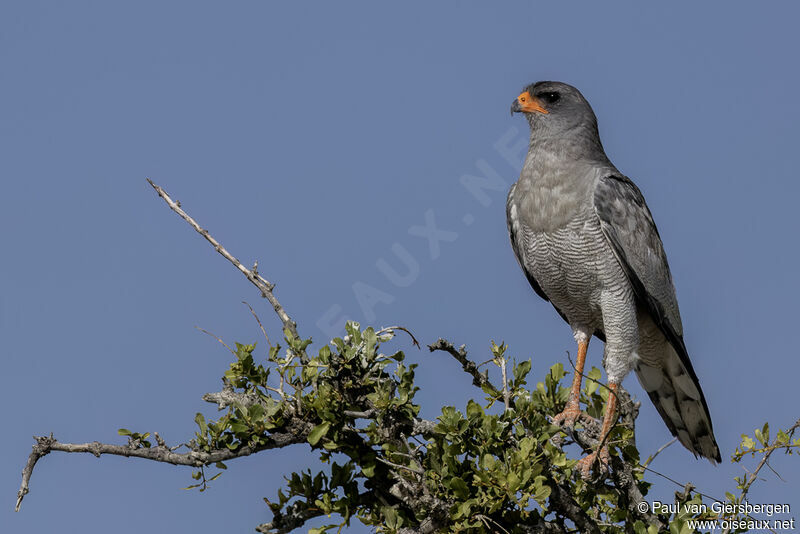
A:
540 92 560 104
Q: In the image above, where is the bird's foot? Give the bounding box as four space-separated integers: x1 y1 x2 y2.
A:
551 400 589 429
576 446 610 480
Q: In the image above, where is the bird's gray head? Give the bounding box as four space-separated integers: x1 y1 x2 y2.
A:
511 81 600 144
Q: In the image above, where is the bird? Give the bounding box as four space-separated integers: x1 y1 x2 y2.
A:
507 81 720 477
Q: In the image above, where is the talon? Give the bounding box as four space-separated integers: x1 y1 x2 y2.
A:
552 401 582 428
576 446 610 479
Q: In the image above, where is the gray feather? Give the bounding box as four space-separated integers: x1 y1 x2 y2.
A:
595 175 720 461
593 174 683 338
508 80 721 463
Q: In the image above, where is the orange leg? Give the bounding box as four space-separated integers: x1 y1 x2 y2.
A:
552 339 589 427
576 382 618 479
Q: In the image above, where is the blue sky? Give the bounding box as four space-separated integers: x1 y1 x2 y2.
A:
2 2 799 532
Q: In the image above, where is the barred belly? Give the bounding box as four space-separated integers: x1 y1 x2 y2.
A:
523 212 640 382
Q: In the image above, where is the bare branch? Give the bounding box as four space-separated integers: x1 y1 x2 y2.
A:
16 434 54 512
642 437 677 468
146 179 298 339
195 326 236 355
546 480 603 534
243 300 272 347
428 339 499 394
411 418 436 436
202 380 276 409
377 325 421 349
497 356 511 412
609 455 666 529
763 458 786 482
376 456 425 475
16 421 313 512
398 518 447 534
343 409 376 419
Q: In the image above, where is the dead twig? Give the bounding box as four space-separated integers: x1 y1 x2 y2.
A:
497 355 511 412
16 422 312 511
642 437 677 468
146 179 298 339
428 338 500 394
243 301 272 348
195 326 236 355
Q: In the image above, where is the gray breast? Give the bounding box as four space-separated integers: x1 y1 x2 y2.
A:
520 207 623 332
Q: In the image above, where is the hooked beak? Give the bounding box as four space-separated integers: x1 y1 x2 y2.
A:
510 91 549 116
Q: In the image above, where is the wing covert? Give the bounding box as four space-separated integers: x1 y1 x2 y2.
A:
593 175 684 349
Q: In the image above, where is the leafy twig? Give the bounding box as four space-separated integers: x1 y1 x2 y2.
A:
377 325 421 349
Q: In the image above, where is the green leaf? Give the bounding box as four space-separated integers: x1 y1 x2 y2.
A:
466 400 483 419
382 506 398 529
195 413 208 435
532 475 551 503
117 428 131 436
450 477 470 499
481 382 500 397
363 327 377 352
307 422 331 446
230 421 249 434
248 403 265 421
551 451 567 467
480 454 496 470
585 367 602 396
362 461 376 478
490 340 507 358
513 359 532 385
549 362 566 381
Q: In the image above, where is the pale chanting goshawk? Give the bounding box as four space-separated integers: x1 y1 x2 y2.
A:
507 81 720 477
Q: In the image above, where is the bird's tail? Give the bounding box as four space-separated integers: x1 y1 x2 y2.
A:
634 342 721 462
